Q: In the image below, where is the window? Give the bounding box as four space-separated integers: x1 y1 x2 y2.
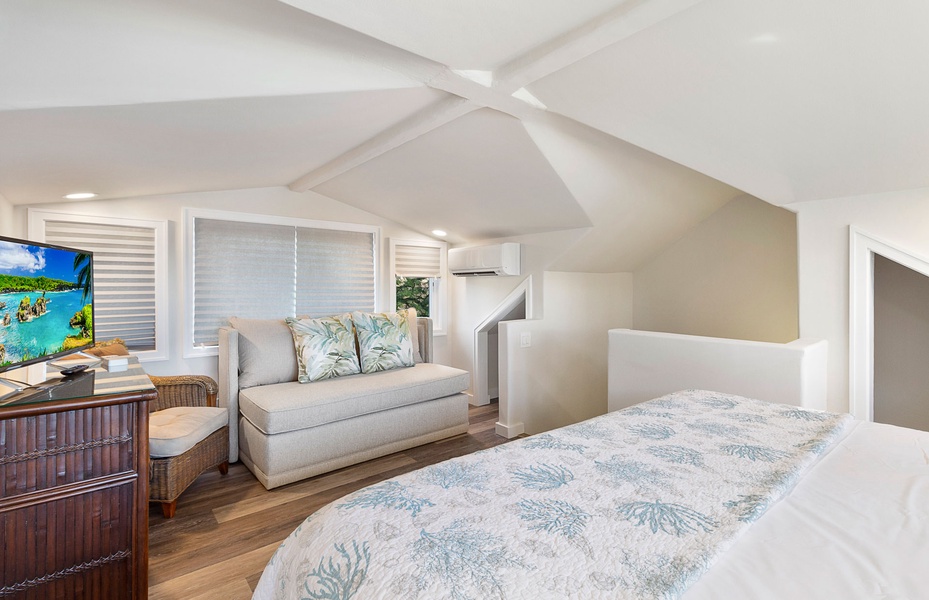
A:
390 239 447 334
186 209 378 355
28 210 168 361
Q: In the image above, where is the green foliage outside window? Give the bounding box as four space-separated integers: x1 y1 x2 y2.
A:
396 276 430 317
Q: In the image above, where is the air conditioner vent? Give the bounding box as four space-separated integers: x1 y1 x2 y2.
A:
448 243 520 277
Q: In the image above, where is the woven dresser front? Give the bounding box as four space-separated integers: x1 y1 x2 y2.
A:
0 389 155 599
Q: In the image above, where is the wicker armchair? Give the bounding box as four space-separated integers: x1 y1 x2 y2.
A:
149 375 229 518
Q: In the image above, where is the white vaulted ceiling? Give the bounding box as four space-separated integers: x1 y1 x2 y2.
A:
2 0 927 260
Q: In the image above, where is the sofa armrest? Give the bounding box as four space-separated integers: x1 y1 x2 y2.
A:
417 317 434 364
218 326 240 462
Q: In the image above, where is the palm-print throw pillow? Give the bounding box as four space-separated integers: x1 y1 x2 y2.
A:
285 314 361 382
351 311 415 374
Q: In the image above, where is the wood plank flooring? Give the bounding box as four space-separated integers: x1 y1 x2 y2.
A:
148 401 514 599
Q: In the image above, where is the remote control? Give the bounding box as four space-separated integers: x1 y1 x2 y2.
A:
59 364 89 376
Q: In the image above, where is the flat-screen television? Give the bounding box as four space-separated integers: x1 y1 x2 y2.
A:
0 235 94 374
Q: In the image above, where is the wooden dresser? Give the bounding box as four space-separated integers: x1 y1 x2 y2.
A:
0 364 156 599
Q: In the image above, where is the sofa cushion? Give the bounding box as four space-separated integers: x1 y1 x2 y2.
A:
149 406 228 458
238 362 470 435
229 317 299 388
351 311 415 373
286 314 361 382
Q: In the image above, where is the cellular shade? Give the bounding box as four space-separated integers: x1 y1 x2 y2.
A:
395 243 441 278
193 218 376 346
45 220 156 351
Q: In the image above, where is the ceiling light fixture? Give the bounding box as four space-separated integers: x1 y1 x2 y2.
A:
63 192 97 200
431 229 447 237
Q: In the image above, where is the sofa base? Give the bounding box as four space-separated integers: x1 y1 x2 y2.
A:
238 392 469 489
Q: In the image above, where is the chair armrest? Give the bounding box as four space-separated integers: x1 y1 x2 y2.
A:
149 375 218 413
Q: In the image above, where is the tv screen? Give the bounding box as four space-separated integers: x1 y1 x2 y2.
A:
0 236 94 373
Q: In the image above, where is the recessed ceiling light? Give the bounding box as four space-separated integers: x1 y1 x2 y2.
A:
432 229 447 237
63 192 97 200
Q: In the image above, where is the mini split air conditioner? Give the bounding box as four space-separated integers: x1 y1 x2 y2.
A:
448 243 521 277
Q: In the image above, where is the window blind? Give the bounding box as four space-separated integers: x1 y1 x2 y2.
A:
193 219 297 346
193 218 376 346
395 244 442 278
44 220 158 351
295 227 375 317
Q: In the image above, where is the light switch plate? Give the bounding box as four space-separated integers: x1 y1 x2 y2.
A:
520 332 531 347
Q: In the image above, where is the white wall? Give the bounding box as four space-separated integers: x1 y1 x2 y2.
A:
0 194 13 237
608 329 828 412
633 195 798 343
795 187 929 413
448 228 589 393
10 186 441 378
499 271 633 435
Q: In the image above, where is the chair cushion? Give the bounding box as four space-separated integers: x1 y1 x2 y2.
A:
238 362 470 435
149 407 228 458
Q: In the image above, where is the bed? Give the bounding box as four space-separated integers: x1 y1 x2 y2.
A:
252 389 929 599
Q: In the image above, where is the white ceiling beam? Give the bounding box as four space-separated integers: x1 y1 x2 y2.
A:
290 0 702 191
288 67 553 192
425 70 544 120
287 70 552 192
494 0 705 92
289 95 476 192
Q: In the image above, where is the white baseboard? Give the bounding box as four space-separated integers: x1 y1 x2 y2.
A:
468 392 490 407
495 420 524 438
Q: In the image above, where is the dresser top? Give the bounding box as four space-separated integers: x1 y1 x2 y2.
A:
0 355 154 408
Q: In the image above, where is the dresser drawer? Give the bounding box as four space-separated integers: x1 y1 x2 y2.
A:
0 483 135 599
0 404 137 498
0 392 150 599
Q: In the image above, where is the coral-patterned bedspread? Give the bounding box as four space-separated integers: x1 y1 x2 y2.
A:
253 390 850 600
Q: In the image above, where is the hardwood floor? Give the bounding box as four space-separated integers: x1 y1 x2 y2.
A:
147 401 514 599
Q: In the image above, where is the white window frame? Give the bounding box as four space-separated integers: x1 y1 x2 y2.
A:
389 238 448 335
28 209 169 363
184 208 381 358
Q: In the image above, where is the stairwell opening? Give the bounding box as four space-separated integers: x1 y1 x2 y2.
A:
471 279 532 432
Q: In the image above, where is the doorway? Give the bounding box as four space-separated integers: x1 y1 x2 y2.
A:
872 254 929 431
849 227 929 424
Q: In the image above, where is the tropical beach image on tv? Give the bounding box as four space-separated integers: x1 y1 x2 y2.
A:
0 236 94 372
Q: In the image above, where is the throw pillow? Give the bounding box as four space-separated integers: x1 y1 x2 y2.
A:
351 311 415 374
286 314 361 382
229 317 299 388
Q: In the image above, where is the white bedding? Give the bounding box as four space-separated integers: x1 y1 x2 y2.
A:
683 419 929 599
251 390 911 600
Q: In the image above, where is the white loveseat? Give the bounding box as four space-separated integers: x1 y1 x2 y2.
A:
218 316 470 489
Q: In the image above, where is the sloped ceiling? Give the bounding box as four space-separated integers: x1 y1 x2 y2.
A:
315 109 593 244
2 0 926 259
